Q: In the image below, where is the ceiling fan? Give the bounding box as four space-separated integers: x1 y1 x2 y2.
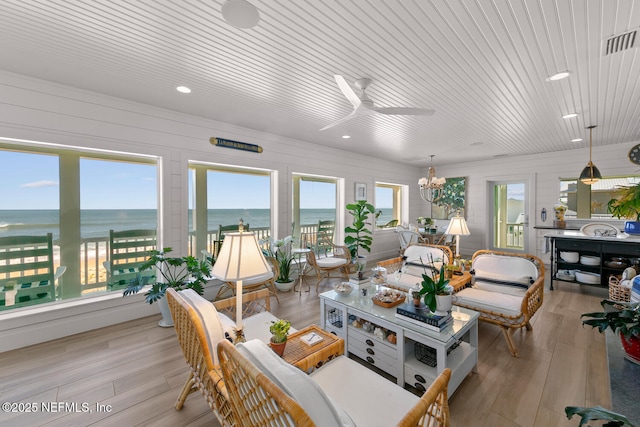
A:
320 75 435 131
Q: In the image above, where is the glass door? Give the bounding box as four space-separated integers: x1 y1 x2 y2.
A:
489 181 528 253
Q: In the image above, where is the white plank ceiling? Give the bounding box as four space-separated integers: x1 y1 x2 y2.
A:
0 0 638 166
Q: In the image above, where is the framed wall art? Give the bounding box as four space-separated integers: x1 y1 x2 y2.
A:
355 183 367 201
431 177 466 219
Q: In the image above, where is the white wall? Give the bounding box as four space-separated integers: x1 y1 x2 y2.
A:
0 71 427 351
434 142 640 262
2 70 637 351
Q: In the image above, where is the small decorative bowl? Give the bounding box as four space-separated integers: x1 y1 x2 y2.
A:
333 282 353 296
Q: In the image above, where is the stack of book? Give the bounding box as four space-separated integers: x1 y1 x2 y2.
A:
395 303 453 331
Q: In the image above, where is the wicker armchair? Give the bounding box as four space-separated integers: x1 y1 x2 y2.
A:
214 256 280 303
166 287 272 426
306 244 351 293
217 339 451 427
454 250 545 357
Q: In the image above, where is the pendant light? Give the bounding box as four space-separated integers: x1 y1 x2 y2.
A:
579 125 601 185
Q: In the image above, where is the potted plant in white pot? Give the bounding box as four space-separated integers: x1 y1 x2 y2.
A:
345 200 375 269
416 259 453 315
123 248 211 327
269 318 291 356
261 235 295 292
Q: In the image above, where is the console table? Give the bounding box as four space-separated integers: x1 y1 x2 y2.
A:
545 231 640 290
319 286 479 398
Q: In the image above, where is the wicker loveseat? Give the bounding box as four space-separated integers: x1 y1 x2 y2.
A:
455 250 545 357
376 243 453 291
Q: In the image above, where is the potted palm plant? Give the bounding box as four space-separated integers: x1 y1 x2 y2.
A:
123 248 211 327
269 319 291 356
607 182 640 234
581 300 640 364
345 199 375 266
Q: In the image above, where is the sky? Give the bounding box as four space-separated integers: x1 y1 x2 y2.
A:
1 150 352 210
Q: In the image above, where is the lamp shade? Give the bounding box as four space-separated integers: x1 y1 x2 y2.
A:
445 216 470 236
579 161 602 185
210 232 270 281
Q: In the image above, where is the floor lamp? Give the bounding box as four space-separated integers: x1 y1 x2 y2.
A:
210 228 271 343
445 213 470 259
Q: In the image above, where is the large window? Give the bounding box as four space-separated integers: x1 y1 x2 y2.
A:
0 142 158 310
560 176 640 218
375 182 404 229
292 174 337 249
189 163 272 257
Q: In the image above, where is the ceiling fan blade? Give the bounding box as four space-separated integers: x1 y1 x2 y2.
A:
319 108 359 131
371 107 435 116
334 75 362 109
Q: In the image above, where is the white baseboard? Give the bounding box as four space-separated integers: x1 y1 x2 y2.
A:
0 282 223 353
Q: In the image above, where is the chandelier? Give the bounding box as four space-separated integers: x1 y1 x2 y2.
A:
418 155 446 203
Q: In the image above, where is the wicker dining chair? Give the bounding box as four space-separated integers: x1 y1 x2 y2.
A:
217 339 451 427
166 287 272 426
305 244 351 293
213 255 280 303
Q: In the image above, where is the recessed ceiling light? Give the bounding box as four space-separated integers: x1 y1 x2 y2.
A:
176 86 191 93
546 71 572 81
221 0 260 29
571 138 583 142
563 113 578 119
342 135 350 139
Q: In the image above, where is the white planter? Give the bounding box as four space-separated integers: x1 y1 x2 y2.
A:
275 280 294 292
435 294 452 316
157 296 174 328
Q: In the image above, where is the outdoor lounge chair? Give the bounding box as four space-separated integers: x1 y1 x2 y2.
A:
0 233 66 309
104 229 156 289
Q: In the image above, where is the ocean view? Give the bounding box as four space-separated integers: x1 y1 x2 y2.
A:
0 208 394 240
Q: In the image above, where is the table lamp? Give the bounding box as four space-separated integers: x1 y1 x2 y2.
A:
210 224 271 343
445 212 470 259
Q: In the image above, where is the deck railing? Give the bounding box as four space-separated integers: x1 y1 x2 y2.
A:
2 223 325 305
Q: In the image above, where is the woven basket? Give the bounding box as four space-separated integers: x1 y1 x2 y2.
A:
609 275 631 303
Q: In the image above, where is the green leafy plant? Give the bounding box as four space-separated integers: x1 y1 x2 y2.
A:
416 256 452 312
345 200 375 259
608 183 640 221
269 319 291 343
565 405 634 427
123 248 211 304
581 300 640 339
261 236 295 282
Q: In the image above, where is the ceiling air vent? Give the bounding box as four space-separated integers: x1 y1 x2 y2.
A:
603 29 638 56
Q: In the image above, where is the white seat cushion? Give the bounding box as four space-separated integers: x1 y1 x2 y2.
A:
317 257 348 268
242 270 275 285
404 245 450 265
237 340 355 427
387 273 422 291
455 287 523 317
311 356 420 427
178 289 225 365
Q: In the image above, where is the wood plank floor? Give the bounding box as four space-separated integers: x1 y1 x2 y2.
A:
0 274 611 427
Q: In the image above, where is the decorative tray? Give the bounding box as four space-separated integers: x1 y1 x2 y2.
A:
372 289 406 308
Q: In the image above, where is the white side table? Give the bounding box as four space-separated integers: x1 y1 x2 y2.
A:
292 248 311 294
